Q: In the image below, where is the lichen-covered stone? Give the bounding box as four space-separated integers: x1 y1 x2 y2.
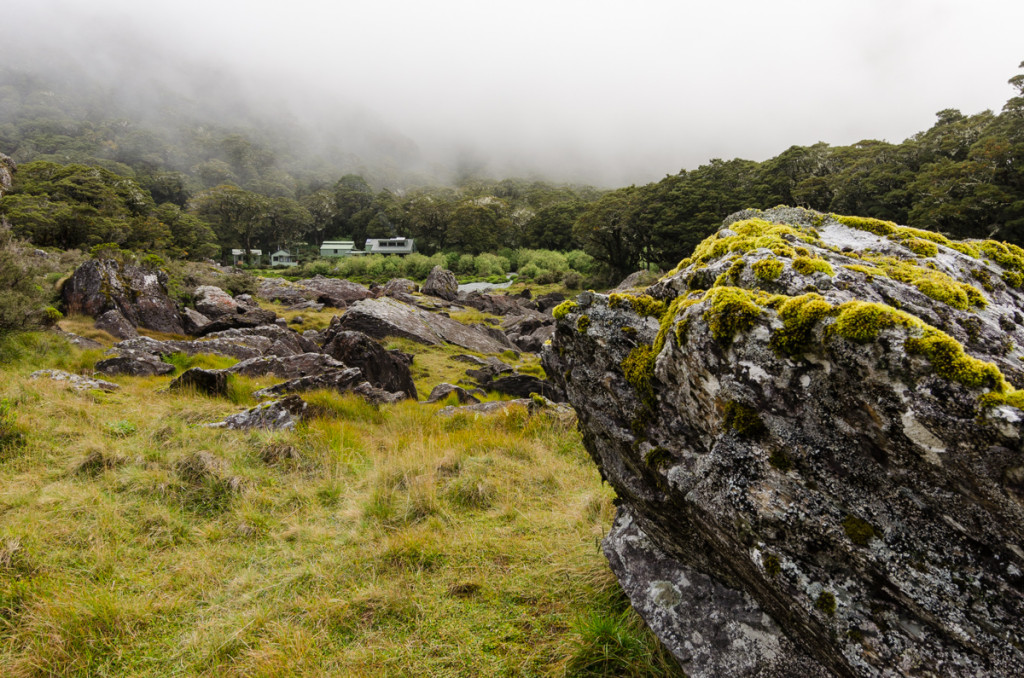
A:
422 266 459 301
544 207 1024 677
61 258 184 334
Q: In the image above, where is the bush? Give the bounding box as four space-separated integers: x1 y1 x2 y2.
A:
518 263 540 280
0 225 51 335
517 249 569 273
565 249 596 274
474 253 510 277
563 271 583 289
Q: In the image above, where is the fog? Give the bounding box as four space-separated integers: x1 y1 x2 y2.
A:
5 0 1024 187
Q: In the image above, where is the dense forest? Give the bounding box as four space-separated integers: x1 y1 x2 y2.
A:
1 62 1022 281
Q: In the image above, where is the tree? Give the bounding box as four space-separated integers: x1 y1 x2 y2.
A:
191 184 267 260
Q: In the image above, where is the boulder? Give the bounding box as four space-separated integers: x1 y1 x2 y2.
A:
207 395 307 431
543 207 1024 677
109 325 316 363
488 374 565 402
422 266 459 301
437 399 531 417
30 369 119 392
253 367 365 398
94 309 137 340
294 276 372 308
464 357 514 384
94 351 174 377
257 277 314 306
61 258 184 334
532 292 566 314
334 297 514 354
425 383 482 405
181 308 211 335
458 292 524 316
352 382 407 406
227 353 347 380
382 278 418 302
193 286 239 319
321 326 418 399
168 368 228 397
52 329 103 350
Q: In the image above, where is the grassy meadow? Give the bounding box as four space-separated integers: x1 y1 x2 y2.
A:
0 331 682 677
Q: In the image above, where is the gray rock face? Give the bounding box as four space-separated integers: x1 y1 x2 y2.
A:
294 276 372 308
227 353 347 380
253 367 365 399
61 258 184 334
208 395 307 430
422 266 459 301
110 325 316 362
543 207 1024 677
95 309 138 340
458 292 524 316
488 374 565 402
194 286 240 319
181 308 211 335
30 369 119 392
94 351 174 377
382 278 418 302
321 325 418 399
257 277 313 306
335 296 514 354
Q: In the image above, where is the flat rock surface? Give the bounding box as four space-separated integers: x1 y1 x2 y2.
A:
30 369 119 392
335 297 513 354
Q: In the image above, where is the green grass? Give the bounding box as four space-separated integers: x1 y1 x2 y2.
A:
0 335 680 676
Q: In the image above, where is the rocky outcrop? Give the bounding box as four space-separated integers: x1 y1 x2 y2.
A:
502 311 555 353
335 297 514 354
191 290 278 335
180 308 211 335
194 286 240 319
544 207 1024 677
257 278 313 306
95 309 138 340
458 292 524 316
253 367 365 399
382 278 418 303
207 395 307 430
30 369 119 392
488 374 565 402
227 353 347 380
61 258 184 334
425 383 483 405
294 276 372 308
422 266 459 301
109 325 316 363
94 352 174 377
321 325 418 399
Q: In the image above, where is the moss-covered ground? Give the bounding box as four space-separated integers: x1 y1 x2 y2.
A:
0 332 682 677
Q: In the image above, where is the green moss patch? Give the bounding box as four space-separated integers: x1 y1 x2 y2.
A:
751 258 783 281
842 514 877 547
621 345 656 406
792 256 834 277
771 293 834 357
703 287 765 345
552 299 578 320
608 293 666 318
722 401 766 439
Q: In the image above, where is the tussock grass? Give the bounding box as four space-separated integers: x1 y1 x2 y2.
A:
0 339 681 676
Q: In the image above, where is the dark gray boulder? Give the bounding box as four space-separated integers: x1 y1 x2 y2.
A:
169 368 228 397
425 383 482 404
181 308 211 335
422 266 459 301
382 278 418 303
194 286 240 319
543 207 1024 677
95 351 174 377
95 309 138 340
61 258 184 334
458 292 524 316
464 357 514 384
488 374 565 402
321 325 418 399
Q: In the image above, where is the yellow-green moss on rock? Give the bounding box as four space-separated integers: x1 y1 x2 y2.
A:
621 345 657 406
723 401 766 439
703 287 765 345
552 299 577 320
792 257 834 277
771 293 835 357
752 257 784 281
608 293 667 318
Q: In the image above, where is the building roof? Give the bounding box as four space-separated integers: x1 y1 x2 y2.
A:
365 237 415 254
271 250 292 257
231 249 262 256
320 241 355 249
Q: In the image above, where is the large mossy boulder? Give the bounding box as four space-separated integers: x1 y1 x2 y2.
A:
543 207 1024 677
61 258 185 334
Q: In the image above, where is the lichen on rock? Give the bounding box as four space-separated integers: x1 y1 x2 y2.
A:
543 206 1024 677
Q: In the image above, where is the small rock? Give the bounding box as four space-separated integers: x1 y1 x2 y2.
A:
422 266 459 301
30 369 119 392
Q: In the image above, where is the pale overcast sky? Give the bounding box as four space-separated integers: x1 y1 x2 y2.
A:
6 0 1024 185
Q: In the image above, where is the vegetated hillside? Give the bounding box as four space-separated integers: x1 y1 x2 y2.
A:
546 206 1024 676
